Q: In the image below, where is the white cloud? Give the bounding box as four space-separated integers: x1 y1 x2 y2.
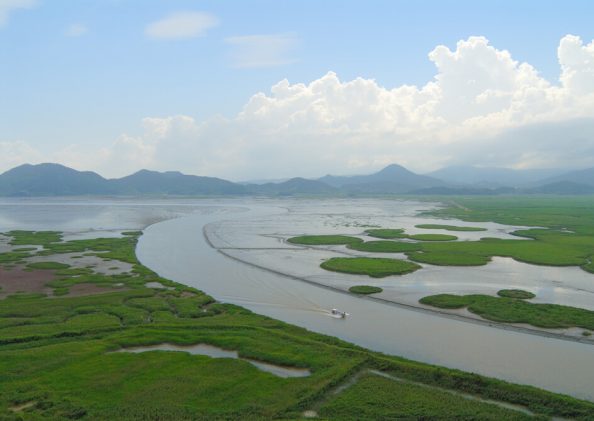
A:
145 11 218 40
0 0 36 27
225 34 298 68
65 23 88 37
5 34 594 179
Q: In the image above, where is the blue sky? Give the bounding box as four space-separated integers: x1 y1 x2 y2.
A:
1 0 594 179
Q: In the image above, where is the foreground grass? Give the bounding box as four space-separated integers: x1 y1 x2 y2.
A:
318 373 531 420
419 293 594 330
1 231 594 419
321 257 421 278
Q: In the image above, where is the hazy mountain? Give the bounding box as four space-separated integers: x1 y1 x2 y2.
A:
246 177 338 195
110 169 246 195
0 163 113 196
3 162 593 197
319 164 445 194
537 167 594 187
0 164 245 196
427 165 565 187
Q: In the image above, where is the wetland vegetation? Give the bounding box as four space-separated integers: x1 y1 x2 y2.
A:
3 230 592 418
415 224 487 232
321 257 421 278
348 285 383 294
420 293 594 330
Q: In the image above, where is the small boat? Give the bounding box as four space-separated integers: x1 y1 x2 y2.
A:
331 308 348 318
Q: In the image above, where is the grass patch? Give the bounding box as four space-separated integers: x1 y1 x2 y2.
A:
26 262 70 270
349 285 383 294
497 289 535 299
407 233 458 241
406 251 491 266
319 373 530 420
348 240 421 253
287 235 363 245
420 293 594 330
416 224 487 232
365 228 406 239
321 257 421 278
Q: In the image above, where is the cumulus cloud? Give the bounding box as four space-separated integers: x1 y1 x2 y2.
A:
65 23 88 37
145 11 218 40
0 0 36 27
225 34 299 68
5 34 594 179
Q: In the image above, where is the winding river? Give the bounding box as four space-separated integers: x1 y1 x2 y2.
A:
137 203 594 401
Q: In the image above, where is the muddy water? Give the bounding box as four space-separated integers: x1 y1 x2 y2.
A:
137 203 594 401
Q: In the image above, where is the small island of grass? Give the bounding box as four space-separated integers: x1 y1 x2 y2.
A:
349 285 383 294
419 293 594 330
321 257 421 278
406 251 490 266
497 289 535 299
415 224 487 232
365 228 406 239
287 235 363 246
26 262 70 270
407 233 458 241
349 241 422 253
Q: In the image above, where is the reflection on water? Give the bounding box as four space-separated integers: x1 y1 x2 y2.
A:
114 343 311 378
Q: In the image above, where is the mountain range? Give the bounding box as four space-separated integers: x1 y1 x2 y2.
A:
0 162 593 197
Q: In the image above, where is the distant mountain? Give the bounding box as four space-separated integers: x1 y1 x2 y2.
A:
319 164 445 194
110 169 246 195
0 163 112 196
2 162 593 197
427 165 565 187
246 177 338 196
0 163 245 197
537 167 594 187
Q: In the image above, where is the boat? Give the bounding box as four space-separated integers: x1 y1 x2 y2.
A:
331 308 348 318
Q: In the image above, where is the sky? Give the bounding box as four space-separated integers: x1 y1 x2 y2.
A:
1 0 594 180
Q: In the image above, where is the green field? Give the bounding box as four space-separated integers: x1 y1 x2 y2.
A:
318 372 531 420
415 224 487 232
348 285 383 294
420 293 594 330
321 257 421 278
1 230 594 419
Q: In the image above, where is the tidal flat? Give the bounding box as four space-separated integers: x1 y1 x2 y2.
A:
2 197 594 411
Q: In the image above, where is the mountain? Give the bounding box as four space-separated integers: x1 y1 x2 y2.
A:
0 164 245 197
536 167 594 187
319 164 445 194
0 163 112 196
427 165 565 187
246 177 338 195
110 170 246 195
